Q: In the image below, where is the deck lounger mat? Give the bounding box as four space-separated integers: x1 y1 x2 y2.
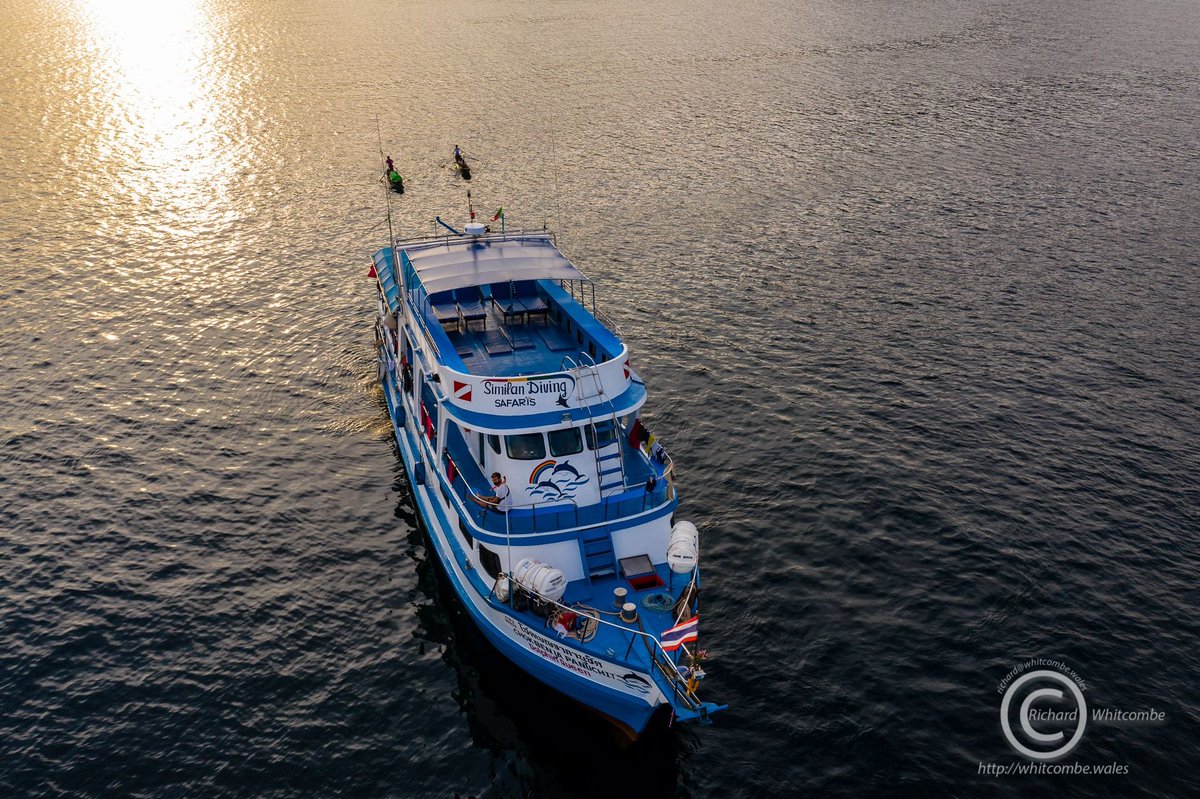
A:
481 328 513 356
428 290 459 324
513 281 549 316
492 299 522 321
508 327 537 351
454 289 488 322
457 299 487 321
447 331 476 358
518 296 549 315
488 282 524 321
536 326 574 351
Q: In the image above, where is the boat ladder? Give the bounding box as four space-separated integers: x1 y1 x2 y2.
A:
573 353 627 498
560 355 628 580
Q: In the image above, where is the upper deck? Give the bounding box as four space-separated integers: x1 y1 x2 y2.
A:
374 231 640 426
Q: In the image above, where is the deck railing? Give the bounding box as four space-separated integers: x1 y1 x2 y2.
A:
395 227 557 250
446 464 672 536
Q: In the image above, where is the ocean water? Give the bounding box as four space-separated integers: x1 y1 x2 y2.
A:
2 0 1198 796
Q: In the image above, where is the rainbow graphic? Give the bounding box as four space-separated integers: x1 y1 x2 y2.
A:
529 460 557 485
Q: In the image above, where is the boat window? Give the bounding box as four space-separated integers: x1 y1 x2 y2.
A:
458 516 474 549
548 427 583 456
479 545 502 579
585 423 617 450
505 433 546 460
488 434 501 454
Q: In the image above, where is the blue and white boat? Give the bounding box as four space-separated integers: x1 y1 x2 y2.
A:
369 212 725 737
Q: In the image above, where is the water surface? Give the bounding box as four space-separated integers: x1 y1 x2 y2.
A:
2 0 1198 796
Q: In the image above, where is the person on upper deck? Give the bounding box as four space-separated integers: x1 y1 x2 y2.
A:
470 472 511 512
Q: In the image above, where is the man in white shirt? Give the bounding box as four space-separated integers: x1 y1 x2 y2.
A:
471 472 511 512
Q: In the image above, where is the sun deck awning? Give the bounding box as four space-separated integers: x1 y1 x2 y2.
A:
398 234 587 295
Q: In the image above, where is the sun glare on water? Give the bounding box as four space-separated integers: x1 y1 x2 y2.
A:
76 0 242 238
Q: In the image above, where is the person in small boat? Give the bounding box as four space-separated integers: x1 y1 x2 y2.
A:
454 145 461 159
386 155 395 171
471 472 511 512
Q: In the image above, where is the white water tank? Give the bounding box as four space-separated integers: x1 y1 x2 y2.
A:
667 521 699 574
513 558 567 602
465 222 487 236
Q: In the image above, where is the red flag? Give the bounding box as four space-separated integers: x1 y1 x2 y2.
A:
367 263 377 278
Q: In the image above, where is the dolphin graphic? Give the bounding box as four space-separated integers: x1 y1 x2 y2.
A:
535 480 563 496
552 462 582 479
620 672 652 694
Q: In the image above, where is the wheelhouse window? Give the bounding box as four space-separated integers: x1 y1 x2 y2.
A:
505 432 546 460
548 427 583 456
585 423 617 450
488 434 501 454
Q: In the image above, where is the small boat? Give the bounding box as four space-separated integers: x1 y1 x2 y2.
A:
369 213 725 737
454 153 472 180
386 170 405 194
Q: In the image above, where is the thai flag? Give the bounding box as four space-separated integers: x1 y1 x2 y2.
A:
660 615 698 652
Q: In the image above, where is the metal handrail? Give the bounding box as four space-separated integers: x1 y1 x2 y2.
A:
396 227 558 249
593 307 623 338
503 494 581 531
453 481 671 540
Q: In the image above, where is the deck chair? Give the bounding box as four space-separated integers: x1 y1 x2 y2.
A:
489 281 525 324
428 290 459 327
454 287 488 329
513 280 549 322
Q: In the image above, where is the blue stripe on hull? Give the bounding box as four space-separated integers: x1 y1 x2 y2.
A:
379 354 662 736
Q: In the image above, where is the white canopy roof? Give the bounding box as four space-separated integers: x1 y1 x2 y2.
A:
398 233 587 294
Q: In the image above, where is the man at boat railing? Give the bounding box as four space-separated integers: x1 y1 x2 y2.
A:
470 472 511 513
